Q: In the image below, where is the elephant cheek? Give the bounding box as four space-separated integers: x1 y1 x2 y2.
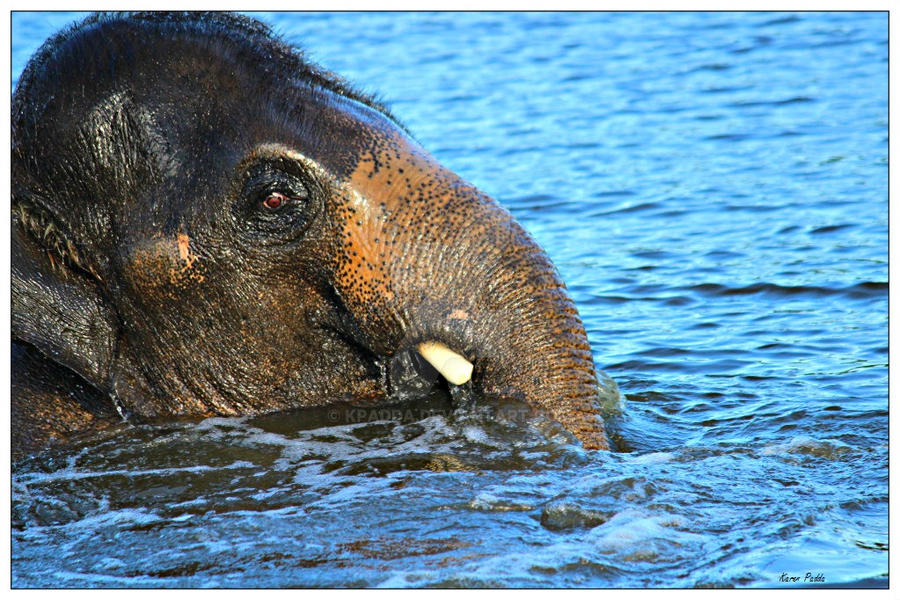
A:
123 232 207 300
333 212 404 347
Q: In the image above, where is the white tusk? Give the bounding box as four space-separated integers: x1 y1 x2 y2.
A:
417 341 474 386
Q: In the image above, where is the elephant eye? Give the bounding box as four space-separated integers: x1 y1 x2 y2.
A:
262 192 288 211
236 157 319 241
245 171 308 216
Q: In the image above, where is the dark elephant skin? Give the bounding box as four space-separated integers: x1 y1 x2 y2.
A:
12 12 617 459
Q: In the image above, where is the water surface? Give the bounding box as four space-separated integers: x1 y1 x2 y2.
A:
11 11 888 588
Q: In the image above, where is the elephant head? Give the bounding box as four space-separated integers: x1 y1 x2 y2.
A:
12 12 617 456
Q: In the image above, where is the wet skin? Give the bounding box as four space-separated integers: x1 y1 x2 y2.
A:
11 12 617 459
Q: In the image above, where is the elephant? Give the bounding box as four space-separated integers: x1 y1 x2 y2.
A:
11 12 619 460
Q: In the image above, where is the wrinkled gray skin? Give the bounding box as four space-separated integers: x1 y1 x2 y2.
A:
11 12 619 460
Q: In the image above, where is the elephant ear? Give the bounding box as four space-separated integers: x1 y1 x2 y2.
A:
12 213 117 392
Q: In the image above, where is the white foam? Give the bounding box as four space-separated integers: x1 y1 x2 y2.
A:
630 451 676 465
587 509 703 556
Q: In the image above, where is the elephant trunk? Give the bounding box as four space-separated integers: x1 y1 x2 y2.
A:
445 209 611 450
472 254 611 450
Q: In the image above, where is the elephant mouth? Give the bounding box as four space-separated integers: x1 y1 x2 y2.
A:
385 343 474 404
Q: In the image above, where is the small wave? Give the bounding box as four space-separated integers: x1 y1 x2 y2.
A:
686 62 733 74
599 201 663 216
586 509 705 561
469 492 533 512
704 249 744 259
628 452 676 465
630 249 677 260
607 358 750 375
810 38 864 50
760 436 855 460
560 72 593 83
540 502 610 531
509 194 577 213
684 281 886 300
729 96 815 109
759 14 801 27
13 461 253 486
701 85 753 95
721 203 781 213
704 133 751 142
634 347 692 358
810 223 855 235
33 569 164 587
592 189 636 199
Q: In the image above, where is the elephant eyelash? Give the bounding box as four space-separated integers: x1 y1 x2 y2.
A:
13 200 101 281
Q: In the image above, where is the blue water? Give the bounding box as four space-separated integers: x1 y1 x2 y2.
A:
11 12 888 588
